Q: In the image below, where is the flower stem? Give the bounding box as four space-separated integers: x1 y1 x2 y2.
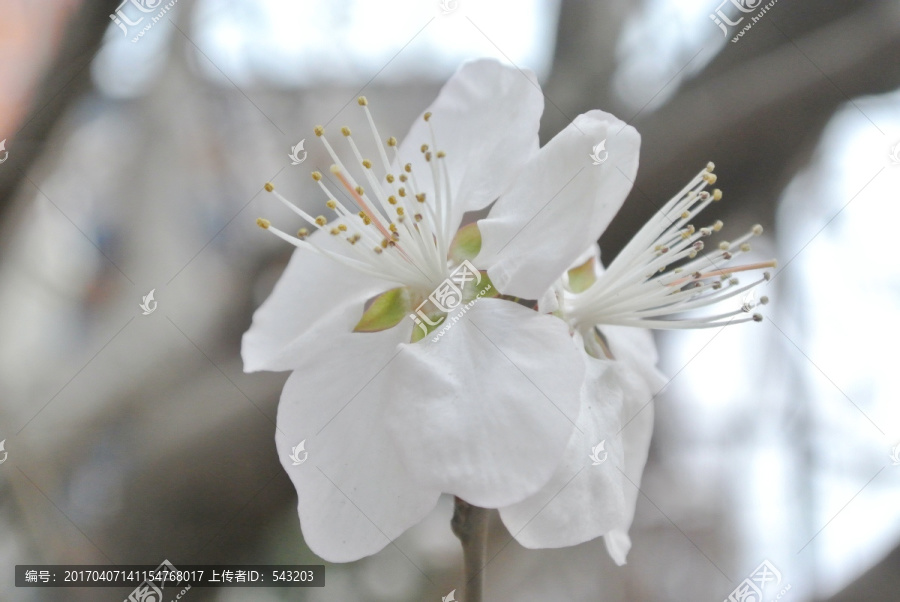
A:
451 496 489 602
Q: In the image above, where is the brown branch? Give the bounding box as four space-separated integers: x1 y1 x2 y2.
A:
0 0 123 234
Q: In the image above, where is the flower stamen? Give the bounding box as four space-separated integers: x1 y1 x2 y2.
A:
565 163 777 331
255 100 456 292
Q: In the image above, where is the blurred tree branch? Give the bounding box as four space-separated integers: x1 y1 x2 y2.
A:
0 0 121 235
545 0 900 256
826 543 900 601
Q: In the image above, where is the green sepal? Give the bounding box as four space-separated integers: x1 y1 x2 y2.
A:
353 287 411 332
465 270 499 301
449 223 482 263
567 256 597 293
408 306 446 343
410 322 429 343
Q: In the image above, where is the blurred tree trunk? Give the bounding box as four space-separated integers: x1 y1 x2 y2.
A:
0 0 121 235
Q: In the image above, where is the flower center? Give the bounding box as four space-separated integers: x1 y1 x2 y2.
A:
257 98 454 294
564 162 777 331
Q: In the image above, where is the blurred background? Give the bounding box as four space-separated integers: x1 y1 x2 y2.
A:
1 0 899 600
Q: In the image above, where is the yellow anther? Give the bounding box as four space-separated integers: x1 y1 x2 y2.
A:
338 224 347 231
362 215 372 226
425 151 432 161
256 217 270 229
396 207 405 216
420 144 429 153
437 150 446 158
297 228 309 239
398 188 406 197
341 126 351 137
386 174 395 183
703 173 717 184
264 182 274 192
713 220 723 231
374 246 383 254
314 125 324 136
740 243 751 252
712 189 722 201
416 193 426 203
326 199 337 209
387 136 397 147
399 174 407 182
414 213 423 221
311 171 322 181
362 159 372 169
388 196 397 205
355 185 364 195
752 224 764 235
389 223 397 232
424 112 432 121
315 215 327 226
681 211 690 219
404 163 412 173
381 238 389 248
719 241 730 250
357 96 368 106
706 161 715 172
330 227 339 235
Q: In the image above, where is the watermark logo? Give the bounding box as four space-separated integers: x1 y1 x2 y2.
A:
442 590 457 602
889 142 900 165
126 559 179 602
140 289 158 315
589 440 608 465
438 0 458 14
0 139 8 164
890 442 900 465
724 559 790 602
741 291 757 313
288 440 308 466
710 0 762 35
110 0 179 43
590 140 608 165
712 0 780 43
0 440 7 465
409 260 493 341
289 139 307 165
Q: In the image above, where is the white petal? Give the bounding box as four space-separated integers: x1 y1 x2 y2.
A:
600 325 667 564
499 354 628 548
242 232 393 372
386 299 583 507
604 528 632 566
479 110 640 299
275 320 442 562
396 59 543 229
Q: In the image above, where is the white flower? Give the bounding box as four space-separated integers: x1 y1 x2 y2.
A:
241 59 639 562
486 163 775 564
